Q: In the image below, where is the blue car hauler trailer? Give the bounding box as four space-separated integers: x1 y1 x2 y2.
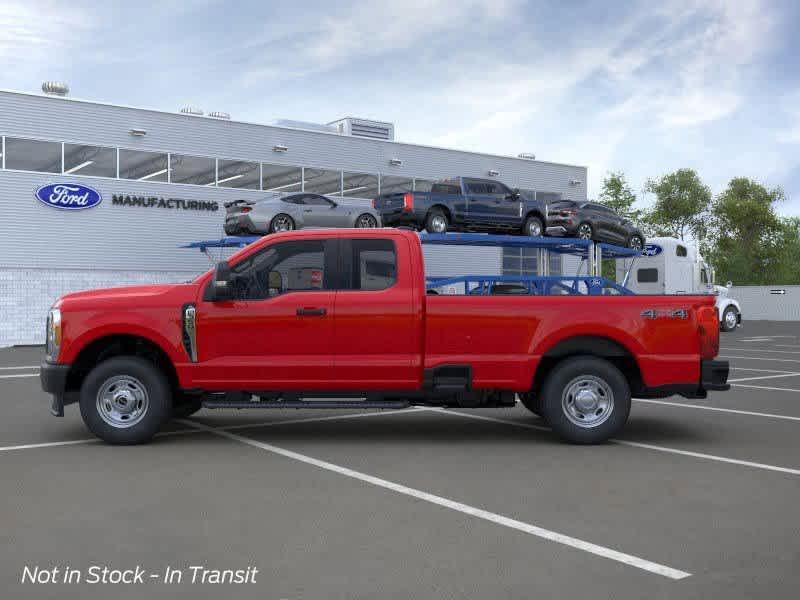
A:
182 233 641 296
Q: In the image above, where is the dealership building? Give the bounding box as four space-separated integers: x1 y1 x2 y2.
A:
0 85 588 346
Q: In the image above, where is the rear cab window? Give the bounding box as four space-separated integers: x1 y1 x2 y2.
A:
346 239 397 291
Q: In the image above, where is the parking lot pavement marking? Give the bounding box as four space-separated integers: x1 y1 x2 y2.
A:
0 408 427 452
0 437 99 452
728 372 800 383
721 355 800 364
177 418 691 580
0 373 39 379
723 347 800 355
632 398 800 422
730 383 800 393
427 409 800 477
0 365 40 370
730 367 800 373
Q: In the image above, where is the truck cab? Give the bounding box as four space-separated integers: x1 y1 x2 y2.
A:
618 236 742 331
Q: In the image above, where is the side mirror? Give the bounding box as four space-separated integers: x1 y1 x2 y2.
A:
210 261 234 301
508 188 521 200
329 200 338 208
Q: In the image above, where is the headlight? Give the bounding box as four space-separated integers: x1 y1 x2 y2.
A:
46 307 62 362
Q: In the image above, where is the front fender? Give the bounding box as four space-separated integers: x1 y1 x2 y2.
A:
60 311 184 366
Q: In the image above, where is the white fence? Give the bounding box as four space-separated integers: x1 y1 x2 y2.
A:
728 285 800 321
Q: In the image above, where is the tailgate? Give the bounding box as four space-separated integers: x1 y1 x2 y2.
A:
373 192 408 211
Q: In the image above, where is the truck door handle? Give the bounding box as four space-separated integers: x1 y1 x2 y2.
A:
296 307 327 316
303 209 313 213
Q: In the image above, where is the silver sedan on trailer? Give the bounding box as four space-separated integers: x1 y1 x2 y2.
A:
224 193 382 235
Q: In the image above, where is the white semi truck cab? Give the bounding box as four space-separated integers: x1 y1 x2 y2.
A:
617 236 742 331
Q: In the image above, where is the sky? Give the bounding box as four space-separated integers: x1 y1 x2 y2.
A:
2 0 799 213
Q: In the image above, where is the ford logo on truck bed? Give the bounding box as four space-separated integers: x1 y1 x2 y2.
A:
35 183 102 210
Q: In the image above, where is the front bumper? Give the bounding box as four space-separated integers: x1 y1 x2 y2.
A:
40 360 71 417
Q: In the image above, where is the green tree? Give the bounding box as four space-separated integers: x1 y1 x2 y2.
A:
598 171 640 221
707 178 787 285
643 169 711 241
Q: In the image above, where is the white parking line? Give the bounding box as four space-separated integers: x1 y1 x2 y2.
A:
731 367 800 374
728 372 800 383
428 409 800 477
731 383 800 393
633 398 800 422
721 355 800 364
0 374 39 379
724 347 800 355
0 408 427 452
178 418 691 580
0 365 40 370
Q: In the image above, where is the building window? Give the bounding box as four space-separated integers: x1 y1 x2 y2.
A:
304 167 342 195
380 176 413 195
119 149 168 182
63 143 117 177
342 171 379 199
4 137 61 173
262 163 302 193
217 159 260 189
502 248 562 276
170 154 216 186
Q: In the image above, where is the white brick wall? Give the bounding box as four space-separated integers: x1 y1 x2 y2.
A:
0 268 198 347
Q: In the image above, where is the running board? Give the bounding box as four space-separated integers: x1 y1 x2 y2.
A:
202 399 411 410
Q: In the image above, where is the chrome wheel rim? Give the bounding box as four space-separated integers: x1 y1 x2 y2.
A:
430 215 447 233
96 375 149 429
273 215 293 231
629 236 643 250
725 310 737 329
577 224 592 240
356 214 377 228
561 375 614 428
527 220 542 236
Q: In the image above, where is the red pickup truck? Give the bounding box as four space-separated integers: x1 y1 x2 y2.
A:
40 228 729 445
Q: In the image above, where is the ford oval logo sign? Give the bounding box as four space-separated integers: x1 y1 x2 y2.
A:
642 244 663 257
35 183 102 210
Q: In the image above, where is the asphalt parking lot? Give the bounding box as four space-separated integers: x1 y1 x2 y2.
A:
2 321 800 599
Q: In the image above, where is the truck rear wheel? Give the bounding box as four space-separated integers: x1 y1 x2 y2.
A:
540 356 630 444
425 209 449 234
79 357 171 444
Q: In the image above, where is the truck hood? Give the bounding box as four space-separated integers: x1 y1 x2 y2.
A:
56 283 200 310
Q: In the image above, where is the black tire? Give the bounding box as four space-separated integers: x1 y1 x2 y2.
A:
576 222 593 240
523 215 544 237
540 356 630 444
171 396 203 419
721 306 739 332
79 356 171 445
355 213 378 228
628 234 644 250
518 392 544 418
425 208 449 234
269 214 295 233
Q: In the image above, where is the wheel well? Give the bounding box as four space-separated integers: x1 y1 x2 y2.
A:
524 210 544 223
532 336 643 396
427 204 452 222
66 335 179 395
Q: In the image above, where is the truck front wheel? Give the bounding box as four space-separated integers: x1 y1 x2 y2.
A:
79 357 171 444
721 306 739 332
540 356 630 444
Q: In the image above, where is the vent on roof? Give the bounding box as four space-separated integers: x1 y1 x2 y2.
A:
209 111 231 120
328 117 394 141
180 106 204 116
518 152 536 160
42 81 69 96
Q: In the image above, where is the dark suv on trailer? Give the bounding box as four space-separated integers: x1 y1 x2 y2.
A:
373 177 549 236
546 200 645 249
